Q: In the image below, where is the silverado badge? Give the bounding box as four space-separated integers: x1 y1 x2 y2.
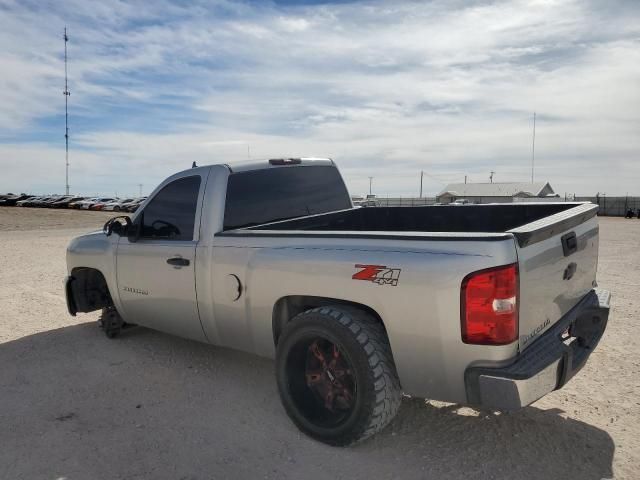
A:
123 286 149 296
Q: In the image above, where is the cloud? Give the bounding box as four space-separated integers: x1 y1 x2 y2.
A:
0 0 639 197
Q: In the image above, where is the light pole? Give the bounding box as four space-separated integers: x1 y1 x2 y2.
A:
368 177 373 196
531 112 536 183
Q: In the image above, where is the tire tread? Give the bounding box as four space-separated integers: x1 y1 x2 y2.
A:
283 305 402 445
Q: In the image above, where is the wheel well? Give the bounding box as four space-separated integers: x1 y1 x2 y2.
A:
68 267 113 313
272 295 387 346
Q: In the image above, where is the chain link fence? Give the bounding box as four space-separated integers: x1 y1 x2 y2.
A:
370 197 437 207
575 196 640 217
362 196 640 217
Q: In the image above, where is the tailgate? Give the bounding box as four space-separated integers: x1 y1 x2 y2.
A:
509 203 600 352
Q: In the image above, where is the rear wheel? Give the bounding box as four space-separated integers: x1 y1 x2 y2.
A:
113 206 121 212
276 306 401 446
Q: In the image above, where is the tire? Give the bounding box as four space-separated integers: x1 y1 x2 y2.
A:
114 206 120 212
276 306 402 446
99 307 124 339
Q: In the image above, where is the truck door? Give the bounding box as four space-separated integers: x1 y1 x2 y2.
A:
115 173 207 342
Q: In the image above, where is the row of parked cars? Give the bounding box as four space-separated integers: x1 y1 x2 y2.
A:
0 193 147 212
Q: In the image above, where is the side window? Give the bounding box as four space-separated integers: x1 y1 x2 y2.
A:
140 176 201 241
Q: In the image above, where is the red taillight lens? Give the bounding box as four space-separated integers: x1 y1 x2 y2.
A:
461 263 519 345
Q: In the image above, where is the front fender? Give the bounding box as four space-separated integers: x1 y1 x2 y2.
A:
66 231 122 314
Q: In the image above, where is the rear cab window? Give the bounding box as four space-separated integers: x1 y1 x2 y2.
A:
223 166 351 230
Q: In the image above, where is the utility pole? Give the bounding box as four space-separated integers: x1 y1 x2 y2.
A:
490 171 495 183
531 112 536 183
247 144 250 159
368 177 373 196
419 171 424 198
138 184 143 196
464 175 467 184
63 27 71 195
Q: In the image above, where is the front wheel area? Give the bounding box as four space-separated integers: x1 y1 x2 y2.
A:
99 306 136 339
276 306 401 446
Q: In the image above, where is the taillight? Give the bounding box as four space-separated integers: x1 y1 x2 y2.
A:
461 263 519 345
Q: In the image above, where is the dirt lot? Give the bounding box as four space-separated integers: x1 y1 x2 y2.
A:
0 208 638 480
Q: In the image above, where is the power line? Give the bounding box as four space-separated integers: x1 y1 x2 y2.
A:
63 27 70 195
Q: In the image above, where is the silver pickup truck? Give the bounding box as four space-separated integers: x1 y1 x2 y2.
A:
65 158 610 446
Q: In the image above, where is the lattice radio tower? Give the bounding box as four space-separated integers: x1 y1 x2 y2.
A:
64 27 70 195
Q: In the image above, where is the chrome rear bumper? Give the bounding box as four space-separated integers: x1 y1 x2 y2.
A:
465 288 610 410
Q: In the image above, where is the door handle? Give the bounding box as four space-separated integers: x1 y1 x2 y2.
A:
166 257 190 267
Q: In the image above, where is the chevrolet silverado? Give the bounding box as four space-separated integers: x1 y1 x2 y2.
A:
65 158 610 445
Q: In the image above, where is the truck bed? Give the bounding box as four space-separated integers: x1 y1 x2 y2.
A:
225 201 601 359
244 202 596 246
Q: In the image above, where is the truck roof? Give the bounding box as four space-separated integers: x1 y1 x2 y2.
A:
226 157 334 173
171 158 335 179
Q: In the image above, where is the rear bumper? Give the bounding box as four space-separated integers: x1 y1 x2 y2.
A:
465 288 610 410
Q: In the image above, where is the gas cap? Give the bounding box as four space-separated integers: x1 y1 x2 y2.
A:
225 274 242 301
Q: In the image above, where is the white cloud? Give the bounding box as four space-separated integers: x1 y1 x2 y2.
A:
0 0 639 197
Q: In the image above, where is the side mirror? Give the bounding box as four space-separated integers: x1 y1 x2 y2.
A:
127 212 143 243
103 216 132 237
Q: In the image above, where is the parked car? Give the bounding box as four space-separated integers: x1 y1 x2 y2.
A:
121 197 147 212
90 202 107 211
51 196 85 208
33 196 59 207
102 198 134 212
39 196 67 208
20 196 55 207
34 196 63 207
72 198 98 209
93 198 115 210
89 198 118 211
16 196 42 207
66 159 610 446
0 194 32 206
75 197 113 210
68 198 90 209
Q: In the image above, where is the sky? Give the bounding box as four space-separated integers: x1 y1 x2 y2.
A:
0 0 639 197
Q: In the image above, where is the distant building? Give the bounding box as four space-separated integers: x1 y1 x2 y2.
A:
437 182 557 204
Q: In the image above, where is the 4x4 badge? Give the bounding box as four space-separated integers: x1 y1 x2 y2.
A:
352 264 401 286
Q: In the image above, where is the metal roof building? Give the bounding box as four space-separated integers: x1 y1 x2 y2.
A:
437 182 556 204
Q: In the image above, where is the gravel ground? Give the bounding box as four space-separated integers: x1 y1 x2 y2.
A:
0 208 638 480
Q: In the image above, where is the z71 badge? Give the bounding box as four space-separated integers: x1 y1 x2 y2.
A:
352 264 401 286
